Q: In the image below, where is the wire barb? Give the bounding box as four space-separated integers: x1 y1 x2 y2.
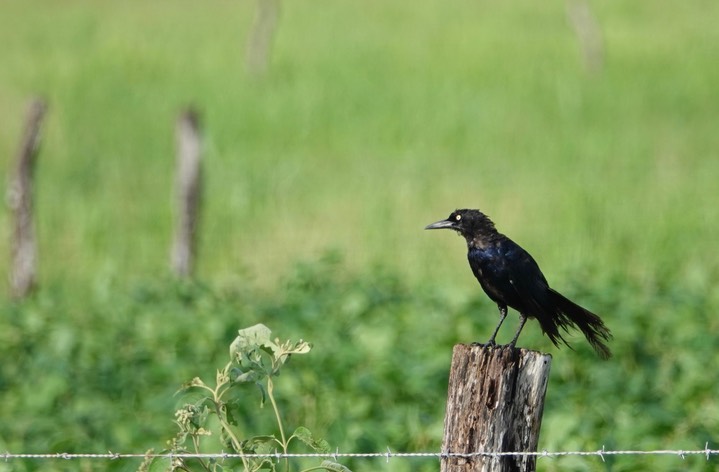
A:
597 445 605 462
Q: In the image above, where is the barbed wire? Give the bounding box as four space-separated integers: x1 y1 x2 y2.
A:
3 444 718 463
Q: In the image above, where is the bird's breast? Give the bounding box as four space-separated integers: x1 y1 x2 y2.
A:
468 247 511 279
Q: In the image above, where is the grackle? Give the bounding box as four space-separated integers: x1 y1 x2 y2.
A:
426 209 612 358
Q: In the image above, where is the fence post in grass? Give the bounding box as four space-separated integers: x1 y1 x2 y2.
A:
7 98 47 299
566 0 604 74
441 345 552 472
171 107 203 278
245 0 280 76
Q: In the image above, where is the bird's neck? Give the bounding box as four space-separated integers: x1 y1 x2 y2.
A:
465 229 503 251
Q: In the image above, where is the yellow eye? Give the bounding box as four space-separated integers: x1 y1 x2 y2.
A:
455 214 461 221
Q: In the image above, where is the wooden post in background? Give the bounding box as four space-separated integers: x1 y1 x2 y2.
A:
441 345 552 472
245 0 280 76
566 0 604 74
171 108 203 278
7 98 47 299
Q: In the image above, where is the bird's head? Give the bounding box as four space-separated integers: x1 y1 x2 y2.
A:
425 209 497 241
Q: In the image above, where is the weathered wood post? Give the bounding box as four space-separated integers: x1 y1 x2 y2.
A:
245 0 280 76
566 0 604 74
441 345 552 472
7 98 47 298
171 108 203 278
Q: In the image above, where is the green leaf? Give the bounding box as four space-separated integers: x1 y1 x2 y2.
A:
143 457 174 472
224 402 239 427
292 426 331 454
241 435 278 455
319 460 353 472
256 382 267 406
233 369 262 384
230 324 278 360
219 428 234 450
290 340 312 354
236 350 270 378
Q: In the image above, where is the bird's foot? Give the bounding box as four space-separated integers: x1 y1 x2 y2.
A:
506 340 522 353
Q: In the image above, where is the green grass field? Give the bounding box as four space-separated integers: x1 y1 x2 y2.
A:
1 1 719 470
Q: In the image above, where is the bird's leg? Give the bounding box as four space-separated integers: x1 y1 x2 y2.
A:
508 314 528 349
486 304 508 347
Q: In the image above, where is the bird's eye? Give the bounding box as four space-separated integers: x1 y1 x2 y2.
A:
455 214 462 221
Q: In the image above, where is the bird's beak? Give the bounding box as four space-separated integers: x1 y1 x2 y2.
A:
425 219 456 230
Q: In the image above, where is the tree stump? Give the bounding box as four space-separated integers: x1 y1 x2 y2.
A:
441 345 552 472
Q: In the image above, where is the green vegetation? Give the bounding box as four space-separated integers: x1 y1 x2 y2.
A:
141 323 350 472
1 0 718 471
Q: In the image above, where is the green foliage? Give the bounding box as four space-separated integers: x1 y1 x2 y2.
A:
1 258 718 471
141 324 347 472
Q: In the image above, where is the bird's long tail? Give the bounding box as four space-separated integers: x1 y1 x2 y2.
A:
547 289 613 359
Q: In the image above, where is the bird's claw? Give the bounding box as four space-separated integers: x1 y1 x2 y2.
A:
471 340 498 349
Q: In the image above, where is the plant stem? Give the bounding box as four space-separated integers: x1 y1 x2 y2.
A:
266 376 289 471
212 384 251 471
191 435 211 471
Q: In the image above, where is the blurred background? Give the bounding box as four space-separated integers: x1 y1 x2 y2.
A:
1 0 718 470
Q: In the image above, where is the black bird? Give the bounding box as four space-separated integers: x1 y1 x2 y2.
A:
426 209 612 358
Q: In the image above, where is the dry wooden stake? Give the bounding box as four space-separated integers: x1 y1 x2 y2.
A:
246 0 280 76
441 345 552 472
8 98 47 298
566 0 604 74
171 108 203 278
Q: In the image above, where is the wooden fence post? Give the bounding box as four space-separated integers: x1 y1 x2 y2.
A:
441 345 552 472
245 0 280 76
7 98 47 299
566 0 604 74
171 108 203 278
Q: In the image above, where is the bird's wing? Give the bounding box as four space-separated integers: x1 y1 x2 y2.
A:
502 240 552 314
